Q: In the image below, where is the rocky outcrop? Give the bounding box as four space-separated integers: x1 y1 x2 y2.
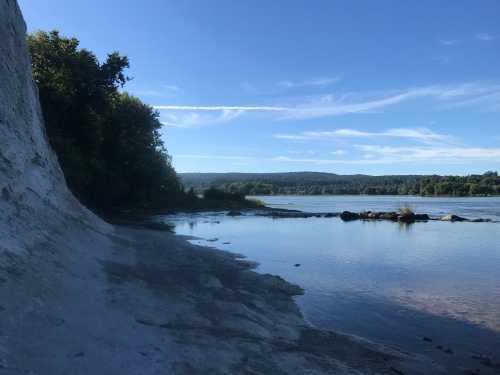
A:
340 211 361 221
341 210 430 223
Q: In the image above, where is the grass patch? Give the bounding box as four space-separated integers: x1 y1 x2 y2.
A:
398 206 414 216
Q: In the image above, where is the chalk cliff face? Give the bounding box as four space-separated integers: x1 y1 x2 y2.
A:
0 0 106 255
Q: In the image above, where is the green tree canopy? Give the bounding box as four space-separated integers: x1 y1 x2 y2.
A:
28 31 182 210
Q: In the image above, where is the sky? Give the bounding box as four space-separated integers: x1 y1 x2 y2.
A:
19 0 500 175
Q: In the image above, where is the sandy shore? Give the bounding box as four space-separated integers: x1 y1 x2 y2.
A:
0 215 445 374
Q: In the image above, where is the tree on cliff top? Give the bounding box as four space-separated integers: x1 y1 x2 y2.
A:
27 31 182 210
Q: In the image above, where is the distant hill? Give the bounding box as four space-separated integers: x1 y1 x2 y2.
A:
179 171 500 197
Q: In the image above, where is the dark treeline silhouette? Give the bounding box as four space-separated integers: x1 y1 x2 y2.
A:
181 171 500 197
28 31 191 211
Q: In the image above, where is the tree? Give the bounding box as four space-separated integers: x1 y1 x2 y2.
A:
28 31 182 210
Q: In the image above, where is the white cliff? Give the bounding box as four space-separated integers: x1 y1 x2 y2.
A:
0 0 108 257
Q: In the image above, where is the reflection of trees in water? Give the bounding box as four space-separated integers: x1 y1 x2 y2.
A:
398 221 414 232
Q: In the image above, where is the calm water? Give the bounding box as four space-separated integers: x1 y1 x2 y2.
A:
164 196 500 372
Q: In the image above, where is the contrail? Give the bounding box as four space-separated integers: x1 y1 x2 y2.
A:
153 105 290 111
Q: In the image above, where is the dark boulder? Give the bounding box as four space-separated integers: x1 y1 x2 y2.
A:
227 210 243 216
414 214 430 221
471 218 492 223
398 212 416 223
340 211 360 221
359 211 375 219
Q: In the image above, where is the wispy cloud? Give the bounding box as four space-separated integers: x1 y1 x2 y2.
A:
274 127 455 145
357 145 500 162
287 150 318 156
274 145 500 165
331 150 347 156
278 76 341 89
155 105 289 111
287 83 500 119
174 143 500 166
158 106 286 127
161 109 246 128
174 154 254 161
240 76 340 96
155 82 500 127
476 32 496 41
438 39 459 46
274 156 364 165
129 84 180 98
163 84 180 92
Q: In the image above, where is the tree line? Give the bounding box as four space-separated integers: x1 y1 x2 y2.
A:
181 172 500 197
28 30 188 211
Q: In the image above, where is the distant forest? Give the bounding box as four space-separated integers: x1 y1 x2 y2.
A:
180 172 500 197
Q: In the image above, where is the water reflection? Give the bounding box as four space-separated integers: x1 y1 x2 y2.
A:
164 201 500 372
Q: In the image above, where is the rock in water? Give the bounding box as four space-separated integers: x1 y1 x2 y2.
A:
414 214 430 221
440 214 468 222
398 212 416 223
380 212 398 221
0 0 107 255
340 211 360 221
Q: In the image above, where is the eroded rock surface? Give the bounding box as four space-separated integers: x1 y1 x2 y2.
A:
0 0 107 257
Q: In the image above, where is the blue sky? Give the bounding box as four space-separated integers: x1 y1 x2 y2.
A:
19 0 500 175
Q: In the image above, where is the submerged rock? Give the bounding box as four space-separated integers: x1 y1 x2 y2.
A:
227 210 243 216
440 214 468 222
414 214 430 221
258 211 319 218
471 218 492 223
380 212 399 221
340 210 431 223
359 211 379 220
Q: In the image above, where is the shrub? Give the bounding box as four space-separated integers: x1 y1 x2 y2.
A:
203 187 245 202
